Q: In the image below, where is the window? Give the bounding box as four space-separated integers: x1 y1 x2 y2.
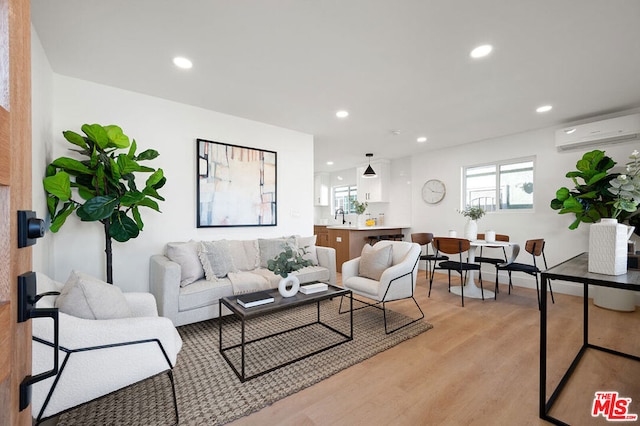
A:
463 158 534 211
333 185 357 213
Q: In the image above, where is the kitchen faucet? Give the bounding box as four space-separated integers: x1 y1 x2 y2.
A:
335 208 346 224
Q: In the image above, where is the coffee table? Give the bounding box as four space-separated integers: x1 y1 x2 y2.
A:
219 283 353 382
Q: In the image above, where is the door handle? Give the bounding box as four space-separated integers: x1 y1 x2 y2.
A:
17 272 59 411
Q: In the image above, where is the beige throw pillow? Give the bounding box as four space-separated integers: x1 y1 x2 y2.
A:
198 240 236 281
258 237 296 268
296 235 319 266
359 244 393 281
166 240 205 287
55 270 132 320
228 240 260 271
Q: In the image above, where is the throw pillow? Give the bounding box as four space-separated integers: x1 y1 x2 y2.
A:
258 237 297 268
296 235 319 266
166 240 205 287
55 270 132 320
359 244 393 281
198 240 236 281
228 239 260 271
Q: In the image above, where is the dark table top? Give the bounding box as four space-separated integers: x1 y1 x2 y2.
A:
221 283 350 319
542 252 640 291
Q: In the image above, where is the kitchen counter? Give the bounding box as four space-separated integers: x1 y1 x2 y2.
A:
325 224 411 230
321 225 410 272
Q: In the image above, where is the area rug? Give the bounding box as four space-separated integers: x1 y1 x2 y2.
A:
57 298 432 425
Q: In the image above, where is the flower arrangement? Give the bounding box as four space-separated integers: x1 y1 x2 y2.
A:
607 150 640 219
458 206 485 221
550 149 640 231
267 245 313 278
352 200 368 215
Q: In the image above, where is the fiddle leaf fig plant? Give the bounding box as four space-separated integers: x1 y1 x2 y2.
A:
43 124 166 283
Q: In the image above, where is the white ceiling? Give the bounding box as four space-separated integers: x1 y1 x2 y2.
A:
31 1 640 173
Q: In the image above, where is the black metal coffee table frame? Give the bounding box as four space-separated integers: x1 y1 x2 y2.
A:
219 284 353 382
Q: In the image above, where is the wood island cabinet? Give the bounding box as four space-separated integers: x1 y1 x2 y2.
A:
313 225 329 247
327 227 403 272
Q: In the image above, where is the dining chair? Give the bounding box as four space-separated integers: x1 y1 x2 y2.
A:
475 233 510 288
430 237 481 307
494 238 555 309
410 233 449 281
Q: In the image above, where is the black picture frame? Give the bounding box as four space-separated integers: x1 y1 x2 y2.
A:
196 139 277 227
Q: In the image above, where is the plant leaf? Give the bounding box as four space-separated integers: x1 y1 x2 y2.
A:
62 130 88 149
132 206 144 230
43 171 72 201
104 125 130 149
146 169 164 187
51 157 93 175
136 149 159 161
137 197 160 211
109 211 139 242
117 154 140 174
76 195 119 221
120 191 146 206
50 203 76 232
81 123 109 149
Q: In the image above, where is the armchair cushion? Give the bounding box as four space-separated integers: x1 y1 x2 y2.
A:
359 244 393 280
55 270 132 320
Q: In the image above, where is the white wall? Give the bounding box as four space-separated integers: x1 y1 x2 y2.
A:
31 26 54 274
410 118 640 298
31 33 314 291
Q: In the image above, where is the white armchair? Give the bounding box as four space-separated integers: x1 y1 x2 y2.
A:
341 241 424 333
31 273 183 424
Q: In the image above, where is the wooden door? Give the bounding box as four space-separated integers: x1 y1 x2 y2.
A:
0 0 33 424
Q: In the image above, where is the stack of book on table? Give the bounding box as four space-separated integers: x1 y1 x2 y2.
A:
300 283 328 294
236 291 274 308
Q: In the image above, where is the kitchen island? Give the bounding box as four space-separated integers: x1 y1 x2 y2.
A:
324 225 411 272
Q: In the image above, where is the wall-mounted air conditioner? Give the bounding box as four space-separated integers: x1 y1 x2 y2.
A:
555 113 640 151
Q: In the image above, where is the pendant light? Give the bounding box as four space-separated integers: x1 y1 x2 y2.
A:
363 153 377 178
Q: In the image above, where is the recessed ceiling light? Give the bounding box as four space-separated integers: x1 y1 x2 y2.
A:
417 136 427 143
173 56 193 69
564 128 576 134
536 105 553 113
326 161 334 166
337 176 343 181
470 44 493 59
336 110 349 118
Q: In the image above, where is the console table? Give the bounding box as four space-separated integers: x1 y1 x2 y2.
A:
540 252 640 425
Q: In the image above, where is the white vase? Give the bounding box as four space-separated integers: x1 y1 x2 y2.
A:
588 218 634 276
464 219 478 241
278 274 300 297
357 214 366 228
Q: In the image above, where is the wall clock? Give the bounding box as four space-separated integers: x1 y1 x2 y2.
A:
422 179 446 204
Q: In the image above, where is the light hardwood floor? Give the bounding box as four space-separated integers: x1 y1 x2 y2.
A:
230 272 640 426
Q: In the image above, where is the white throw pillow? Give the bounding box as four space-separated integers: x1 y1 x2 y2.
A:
359 244 393 281
198 240 237 281
258 237 297 268
296 235 319 266
228 239 260 271
55 270 132 320
166 240 205 287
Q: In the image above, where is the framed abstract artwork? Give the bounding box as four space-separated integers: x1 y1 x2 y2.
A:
197 139 277 227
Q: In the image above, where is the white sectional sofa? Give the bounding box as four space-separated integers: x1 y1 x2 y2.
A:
149 236 337 326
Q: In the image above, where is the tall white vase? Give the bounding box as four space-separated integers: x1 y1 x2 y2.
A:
464 219 478 241
588 218 633 276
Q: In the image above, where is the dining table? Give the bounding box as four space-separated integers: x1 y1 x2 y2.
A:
448 239 518 300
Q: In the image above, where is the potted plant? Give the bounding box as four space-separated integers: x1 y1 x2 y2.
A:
458 206 485 240
43 124 166 284
352 200 368 227
267 245 313 297
550 149 639 311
